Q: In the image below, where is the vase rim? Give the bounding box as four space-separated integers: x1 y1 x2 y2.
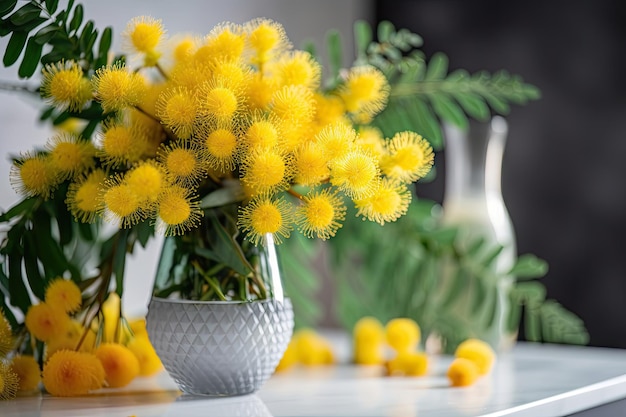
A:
150 296 288 305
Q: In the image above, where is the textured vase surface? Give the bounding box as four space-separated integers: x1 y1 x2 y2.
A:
146 297 293 396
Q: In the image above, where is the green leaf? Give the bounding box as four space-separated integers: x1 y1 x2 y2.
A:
430 93 468 129
3 30 27 66
454 92 490 121
0 197 37 222
18 36 43 78
425 52 448 81
200 181 244 209
45 0 59 14
9 2 40 25
154 237 175 290
353 20 372 61
377 20 394 43
326 30 342 80
113 230 128 297
509 254 549 279
33 24 60 45
68 3 83 33
23 232 45 300
98 26 112 56
8 252 30 313
0 0 17 18
79 20 95 51
206 213 253 277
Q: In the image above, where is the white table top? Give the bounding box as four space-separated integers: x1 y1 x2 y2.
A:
4 342 626 417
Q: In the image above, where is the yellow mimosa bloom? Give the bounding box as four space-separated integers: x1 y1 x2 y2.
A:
241 149 291 194
0 362 18 400
272 50 321 89
9 355 41 392
125 161 166 205
247 73 277 110
41 61 92 112
245 18 290 66
157 141 204 186
169 60 210 90
195 23 245 65
330 150 379 199
293 329 335 366
314 93 346 126
211 60 250 91
447 357 480 387
95 343 140 388
155 86 199 140
455 338 496 375
296 189 346 240
274 337 299 372
102 180 143 228
157 185 202 236
293 142 330 186
170 35 199 63
45 320 95 359
199 81 242 121
127 336 163 376
97 123 146 167
202 126 239 171
25 303 71 342
354 179 412 225
271 84 315 124
45 278 82 313
238 194 293 245
354 316 385 346
386 351 429 377
356 127 387 162
92 63 146 112
124 16 165 54
381 131 434 183
385 318 421 353
46 132 95 180
0 310 12 357
314 122 357 162
339 65 389 117
244 118 280 150
66 168 106 223
43 350 105 396
10 153 60 199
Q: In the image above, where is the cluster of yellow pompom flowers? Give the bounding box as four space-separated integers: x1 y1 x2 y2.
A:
0 280 162 398
274 328 335 372
352 316 496 387
10 16 434 245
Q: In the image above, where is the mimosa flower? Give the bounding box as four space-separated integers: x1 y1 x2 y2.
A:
386 351 429 377
243 117 280 150
101 179 143 228
157 185 202 236
241 148 292 194
339 65 389 117
92 63 146 112
238 194 293 245
272 50 321 89
41 61 92 112
125 161 166 205
43 350 105 396
66 168 107 223
245 18 290 66
210 60 250 91
293 329 335 366
0 362 18 400
9 355 41 392
270 85 315 124
45 320 94 359
25 303 71 342
45 278 82 313
169 60 210 91
274 337 298 372
155 86 199 139
95 343 140 388
195 23 245 65
381 131 434 183
124 16 165 55
330 150 379 199
385 318 421 353
157 141 204 186
170 35 199 64
356 127 387 161
354 179 412 225
293 142 330 186
353 316 385 346
199 81 243 121
96 122 146 167
447 357 479 387
127 337 163 376
0 310 12 357
46 132 96 180
247 73 277 110
277 119 313 154
314 93 346 126
454 338 496 375
10 152 60 199
296 189 346 240
314 122 357 162
202 126 240 171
